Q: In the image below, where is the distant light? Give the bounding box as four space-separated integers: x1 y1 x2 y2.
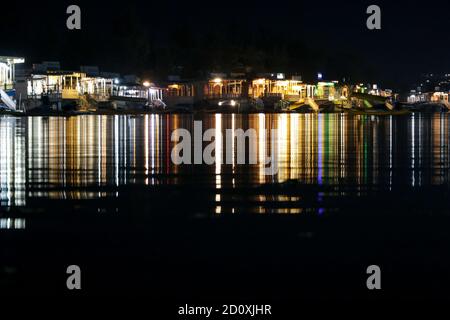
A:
317 73 323 80
213 78 222 84
114 78 120 84
276 73 285 79
143 81 151 87
230 100 236 106
12 58 25 64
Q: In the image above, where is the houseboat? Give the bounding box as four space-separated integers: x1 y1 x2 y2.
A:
110 75 165 110
204 73 250 111
163 76 200 112
250 74 316 110
251 75 315 100
79 66 118 105
405 90 450 111
18 62 165 112
0 56 25 111
23 61 86 110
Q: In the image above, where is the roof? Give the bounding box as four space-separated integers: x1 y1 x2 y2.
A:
0 56 25 64
31 70 85 76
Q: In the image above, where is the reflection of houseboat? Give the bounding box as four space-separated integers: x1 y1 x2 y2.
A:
0 56 25 110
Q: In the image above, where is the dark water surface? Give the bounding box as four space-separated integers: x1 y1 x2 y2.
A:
1 113 450 302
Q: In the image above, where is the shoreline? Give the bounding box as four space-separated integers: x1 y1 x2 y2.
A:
1 101 447 118
2 102 449 118
0 108 426 117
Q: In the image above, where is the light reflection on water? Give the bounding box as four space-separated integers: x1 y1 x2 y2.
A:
0 113 449 207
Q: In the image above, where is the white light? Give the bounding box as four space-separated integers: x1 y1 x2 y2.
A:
143 81 151 87
317 73 323 80
114 78 120 84
230 100 236 106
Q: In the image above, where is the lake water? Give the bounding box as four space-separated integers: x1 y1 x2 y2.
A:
1 113 449 206
1 113 450 299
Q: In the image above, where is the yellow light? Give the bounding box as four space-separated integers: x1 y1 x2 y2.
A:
143 81 151 87
275 80 288 87
213 78 222 84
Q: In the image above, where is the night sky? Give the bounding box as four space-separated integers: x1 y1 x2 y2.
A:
1 0 449 90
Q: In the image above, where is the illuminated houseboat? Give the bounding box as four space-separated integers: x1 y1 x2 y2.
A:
406 91 449 111
163 76 198 111
24 61 86 110
110 75 165 110
0 56 25 110
21 63 165 111
251 74 315 101
206 74 248 99
79 66 118 103
204 73 250 110
315 81 337 100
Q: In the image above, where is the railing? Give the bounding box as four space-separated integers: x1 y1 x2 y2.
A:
28 93 62 102
110 94 148 102
90 94 110 102
2 84 14 91
112 89 148 99
264 93 283 97
206 93 243 99
165 92 195 97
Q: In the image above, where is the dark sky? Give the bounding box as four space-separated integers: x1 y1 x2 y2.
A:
1 0 449 89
